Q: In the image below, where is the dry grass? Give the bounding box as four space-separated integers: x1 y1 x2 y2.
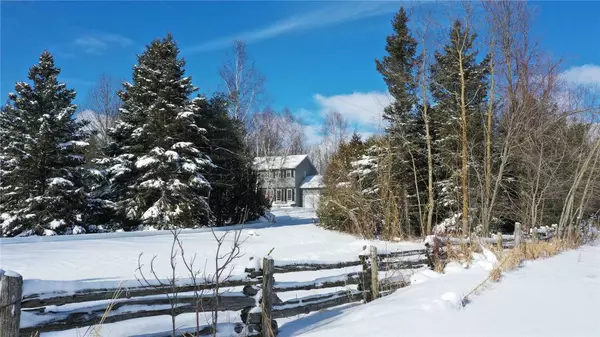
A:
433 238 483 272
461 236 581 305
489 267 502 282
488 238 577 283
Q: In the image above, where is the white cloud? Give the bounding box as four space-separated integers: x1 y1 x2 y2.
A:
185 2 400 53
300 91 391 146
73 33 133 55
303 124 324 146
314 91 391 128
560 64 600 86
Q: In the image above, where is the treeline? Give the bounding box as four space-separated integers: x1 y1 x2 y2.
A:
318 2 600 239
0 35 273 237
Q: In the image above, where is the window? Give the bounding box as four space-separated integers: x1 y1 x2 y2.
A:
304 171 307 178
287 189 293 201
272 171 276 178
286 170 294 178
276 189 282 201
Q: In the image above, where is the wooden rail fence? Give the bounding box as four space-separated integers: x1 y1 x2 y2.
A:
2 247 431 337
1 224 557 337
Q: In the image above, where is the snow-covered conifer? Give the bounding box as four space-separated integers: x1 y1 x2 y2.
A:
102 34 212 230
0 52 90 236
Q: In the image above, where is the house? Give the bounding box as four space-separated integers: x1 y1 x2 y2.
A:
253 154 324 208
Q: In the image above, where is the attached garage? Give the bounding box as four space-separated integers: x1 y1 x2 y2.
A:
300 175 324 209
302 189 321 209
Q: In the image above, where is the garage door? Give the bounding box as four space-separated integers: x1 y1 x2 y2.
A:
303 190 320 209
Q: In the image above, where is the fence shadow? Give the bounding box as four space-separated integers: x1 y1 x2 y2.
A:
277 303 361 337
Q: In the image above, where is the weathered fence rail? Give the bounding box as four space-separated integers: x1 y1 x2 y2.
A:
21 277 259 308
7 247 431 337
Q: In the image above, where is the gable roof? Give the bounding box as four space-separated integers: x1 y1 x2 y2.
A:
253 155 309 170
300 175 324 189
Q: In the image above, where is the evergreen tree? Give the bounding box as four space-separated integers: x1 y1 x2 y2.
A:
102 35 212 230
376 7 419 139
375 7 425 234
0 52 90 236
348 131 363 148
196 94 269 226
430 20 489 221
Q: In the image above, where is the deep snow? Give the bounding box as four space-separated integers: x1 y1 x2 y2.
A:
0 208 423 284
280 243 600 337
2 208 598 337
0 207 423 336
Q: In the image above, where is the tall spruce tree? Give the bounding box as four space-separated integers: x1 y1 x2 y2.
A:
197 94 269 226
375 7 425 234
430 20 489 223
376 7 418 139
102 35 212 230
0 52 90 236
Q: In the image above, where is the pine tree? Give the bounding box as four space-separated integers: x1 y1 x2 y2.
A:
102 35 213 230
0 52 90 236
196 94 269 226
430 20 489 224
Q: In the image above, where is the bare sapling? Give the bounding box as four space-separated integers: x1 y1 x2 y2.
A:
416 8 435 235
176 236 208 337
135 229 182 337
208 208 249 337
456 6 472 237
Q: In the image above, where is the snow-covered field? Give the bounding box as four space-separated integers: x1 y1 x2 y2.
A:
280 243 600 337
0 208 422 282
1 208 598 337
0 207 423 336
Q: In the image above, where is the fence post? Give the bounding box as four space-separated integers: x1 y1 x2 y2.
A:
514 222 522 249
0 270 22 337
359 254 371 303
496 232 503 251
261 257 276 337
370 246 379 301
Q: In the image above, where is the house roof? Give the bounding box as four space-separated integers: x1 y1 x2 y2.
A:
300 175 324 189
253 155 308 170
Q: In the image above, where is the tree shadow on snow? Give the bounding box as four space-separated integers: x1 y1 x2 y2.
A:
0 208 317 245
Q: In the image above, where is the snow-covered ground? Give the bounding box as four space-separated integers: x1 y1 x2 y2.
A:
2 208 598 337
0 207 422 283
0 207 423 336
280 243 600 337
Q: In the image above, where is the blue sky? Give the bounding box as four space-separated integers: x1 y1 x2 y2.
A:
1 1 599 141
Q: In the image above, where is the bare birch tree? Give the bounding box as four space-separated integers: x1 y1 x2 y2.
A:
220 40 266 124
82 74 121 155
313 110 350 173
